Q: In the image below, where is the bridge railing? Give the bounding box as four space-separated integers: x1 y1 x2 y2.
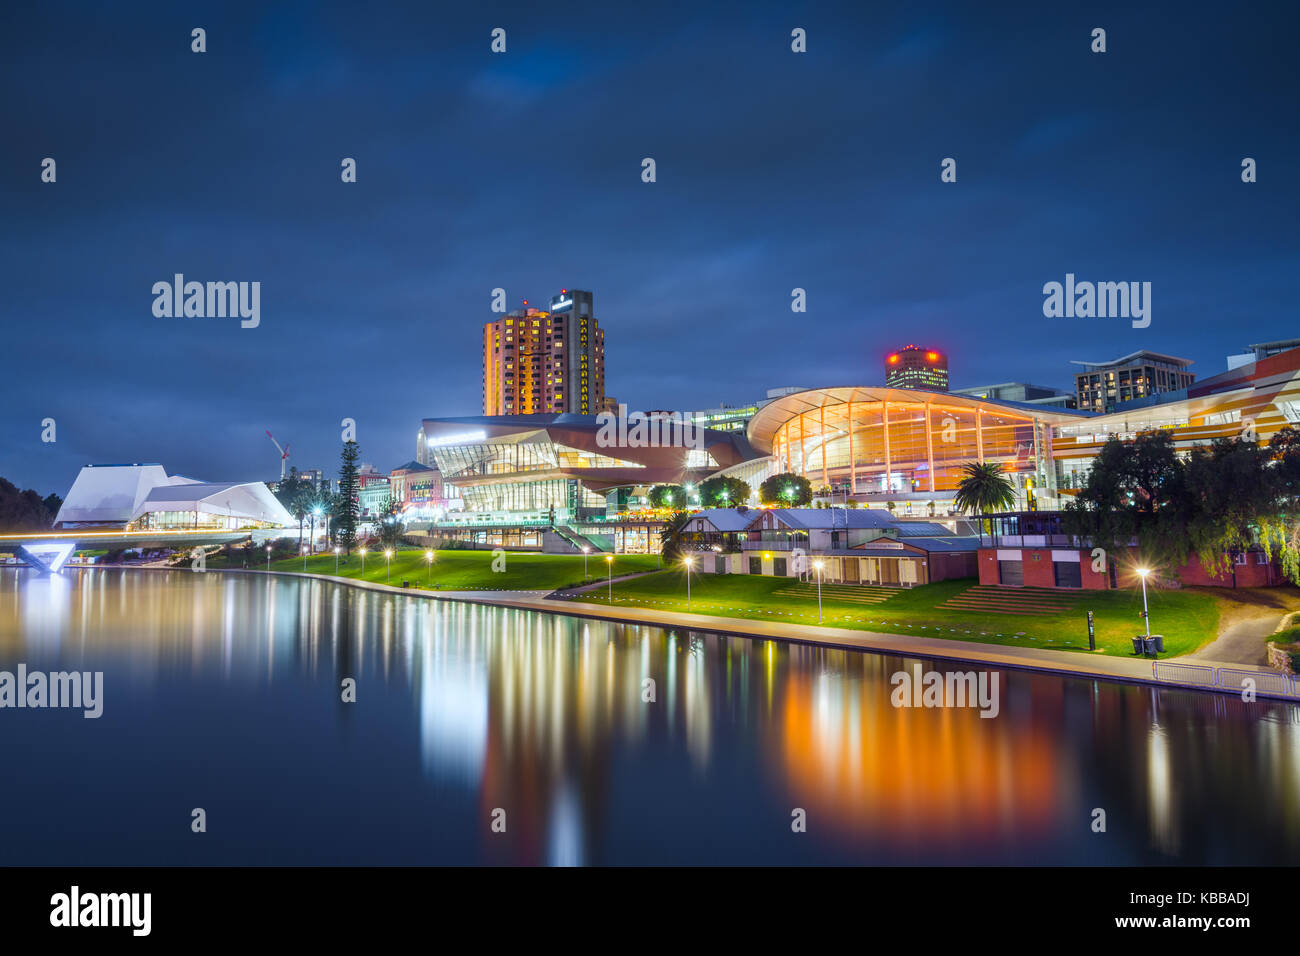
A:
1151 661 1300 698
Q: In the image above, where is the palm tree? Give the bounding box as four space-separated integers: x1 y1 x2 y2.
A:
660 510 691 563
953 461 1017 515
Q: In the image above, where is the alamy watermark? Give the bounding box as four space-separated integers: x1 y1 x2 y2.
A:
152 274 260 328
595 404 705 450
50 886 150 936
1042 273 1150 328
0 664 103 718
890 663 999 718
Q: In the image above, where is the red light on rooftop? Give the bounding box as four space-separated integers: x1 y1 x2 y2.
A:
926 351 938 361
888 354 900 364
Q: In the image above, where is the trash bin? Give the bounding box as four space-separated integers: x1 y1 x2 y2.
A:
1142 637 1158 656
1152 634 1165 653
1132 636 1145 655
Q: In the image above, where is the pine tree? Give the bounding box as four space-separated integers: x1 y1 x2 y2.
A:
336 441 361 553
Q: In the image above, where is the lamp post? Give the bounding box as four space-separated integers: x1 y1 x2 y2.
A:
359 547 367 576
605 554 614 603
333 546 340 575
813 559 824 623
1137 567 1152 639
301 546 307 571
426 549 434 586
385 549 393 584
582 545 590 580
683 555 694 609
265 545 271 571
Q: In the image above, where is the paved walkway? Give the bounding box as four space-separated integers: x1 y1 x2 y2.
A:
210 567 1291 696
1191 610 1286 665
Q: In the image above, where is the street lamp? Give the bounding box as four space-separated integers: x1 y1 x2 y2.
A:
301 545 308 571
359 547 367 575
582 545 590 580
385 549 393 584
426 549 434 586
683 555 695 609
1137 567 1152 640
605 554 614 603
813 559 824 623
333 545 340 575
265 545 271 571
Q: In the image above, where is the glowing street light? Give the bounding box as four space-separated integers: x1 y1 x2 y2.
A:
813 559 825 623
266 545 271 571
605 554 614 603
385 549 394 584
426 549 434 586
359 547 367 575
333 545 341 574
301 545 308 571
683 554 695 609
1136 567 1152 640
582 545 590 580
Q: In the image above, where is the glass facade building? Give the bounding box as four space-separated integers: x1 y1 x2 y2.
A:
747 387 1078 508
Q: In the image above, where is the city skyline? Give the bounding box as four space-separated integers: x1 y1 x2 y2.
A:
2 1 1297 494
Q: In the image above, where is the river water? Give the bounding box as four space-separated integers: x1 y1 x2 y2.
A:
1 568 1297 865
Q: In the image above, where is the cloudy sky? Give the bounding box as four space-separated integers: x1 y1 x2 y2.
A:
1 0 1296 493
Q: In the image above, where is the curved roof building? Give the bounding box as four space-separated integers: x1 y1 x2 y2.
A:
746 386 1087 508
55 464 293 530
745 347 1300 510
419 414 762 516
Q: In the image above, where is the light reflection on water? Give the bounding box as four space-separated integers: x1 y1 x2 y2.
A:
0 568 1298 865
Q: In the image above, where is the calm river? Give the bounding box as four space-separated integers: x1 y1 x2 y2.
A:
1 568 1297 865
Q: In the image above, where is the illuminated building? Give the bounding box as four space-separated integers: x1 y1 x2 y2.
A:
746 347 1300 585
54 464 293 531
952 382 1076 410
416 414 760 528
885 345 948 391
482 289 605 416
747 386 1072 511
1071 350 1194 413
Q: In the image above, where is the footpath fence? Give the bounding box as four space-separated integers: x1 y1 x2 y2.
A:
1152 661 1300 699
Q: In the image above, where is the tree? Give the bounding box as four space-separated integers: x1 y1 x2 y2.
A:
0 479 61 530
758 473 812 506
648 484 685 509
1180 438 1275 579
336 441 361 553
698 475 751 509
1062 432 1186 561
377 514 406 551
274 467 313 548
953 461 1016 515
660 510 690 563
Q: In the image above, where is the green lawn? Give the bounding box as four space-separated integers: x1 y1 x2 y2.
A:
212 548 662 592
559 571 1223 658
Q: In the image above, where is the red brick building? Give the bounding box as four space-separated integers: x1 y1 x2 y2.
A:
978 511 1284 590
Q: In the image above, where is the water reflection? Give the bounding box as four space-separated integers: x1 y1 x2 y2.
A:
1 568 1298 865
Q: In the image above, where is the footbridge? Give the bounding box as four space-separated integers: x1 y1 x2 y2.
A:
0 528 287 574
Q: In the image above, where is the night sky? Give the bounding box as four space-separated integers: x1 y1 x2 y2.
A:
2 1 1296 494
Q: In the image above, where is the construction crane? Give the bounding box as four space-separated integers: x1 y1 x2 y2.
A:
266 430 291 481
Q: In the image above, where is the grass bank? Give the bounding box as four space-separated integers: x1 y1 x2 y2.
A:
210 547 662 591
559 571 1222 657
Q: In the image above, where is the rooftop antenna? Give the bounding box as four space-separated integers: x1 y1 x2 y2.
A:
266 430 291 481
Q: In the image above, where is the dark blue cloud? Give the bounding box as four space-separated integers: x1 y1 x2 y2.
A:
1 0 1296 494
